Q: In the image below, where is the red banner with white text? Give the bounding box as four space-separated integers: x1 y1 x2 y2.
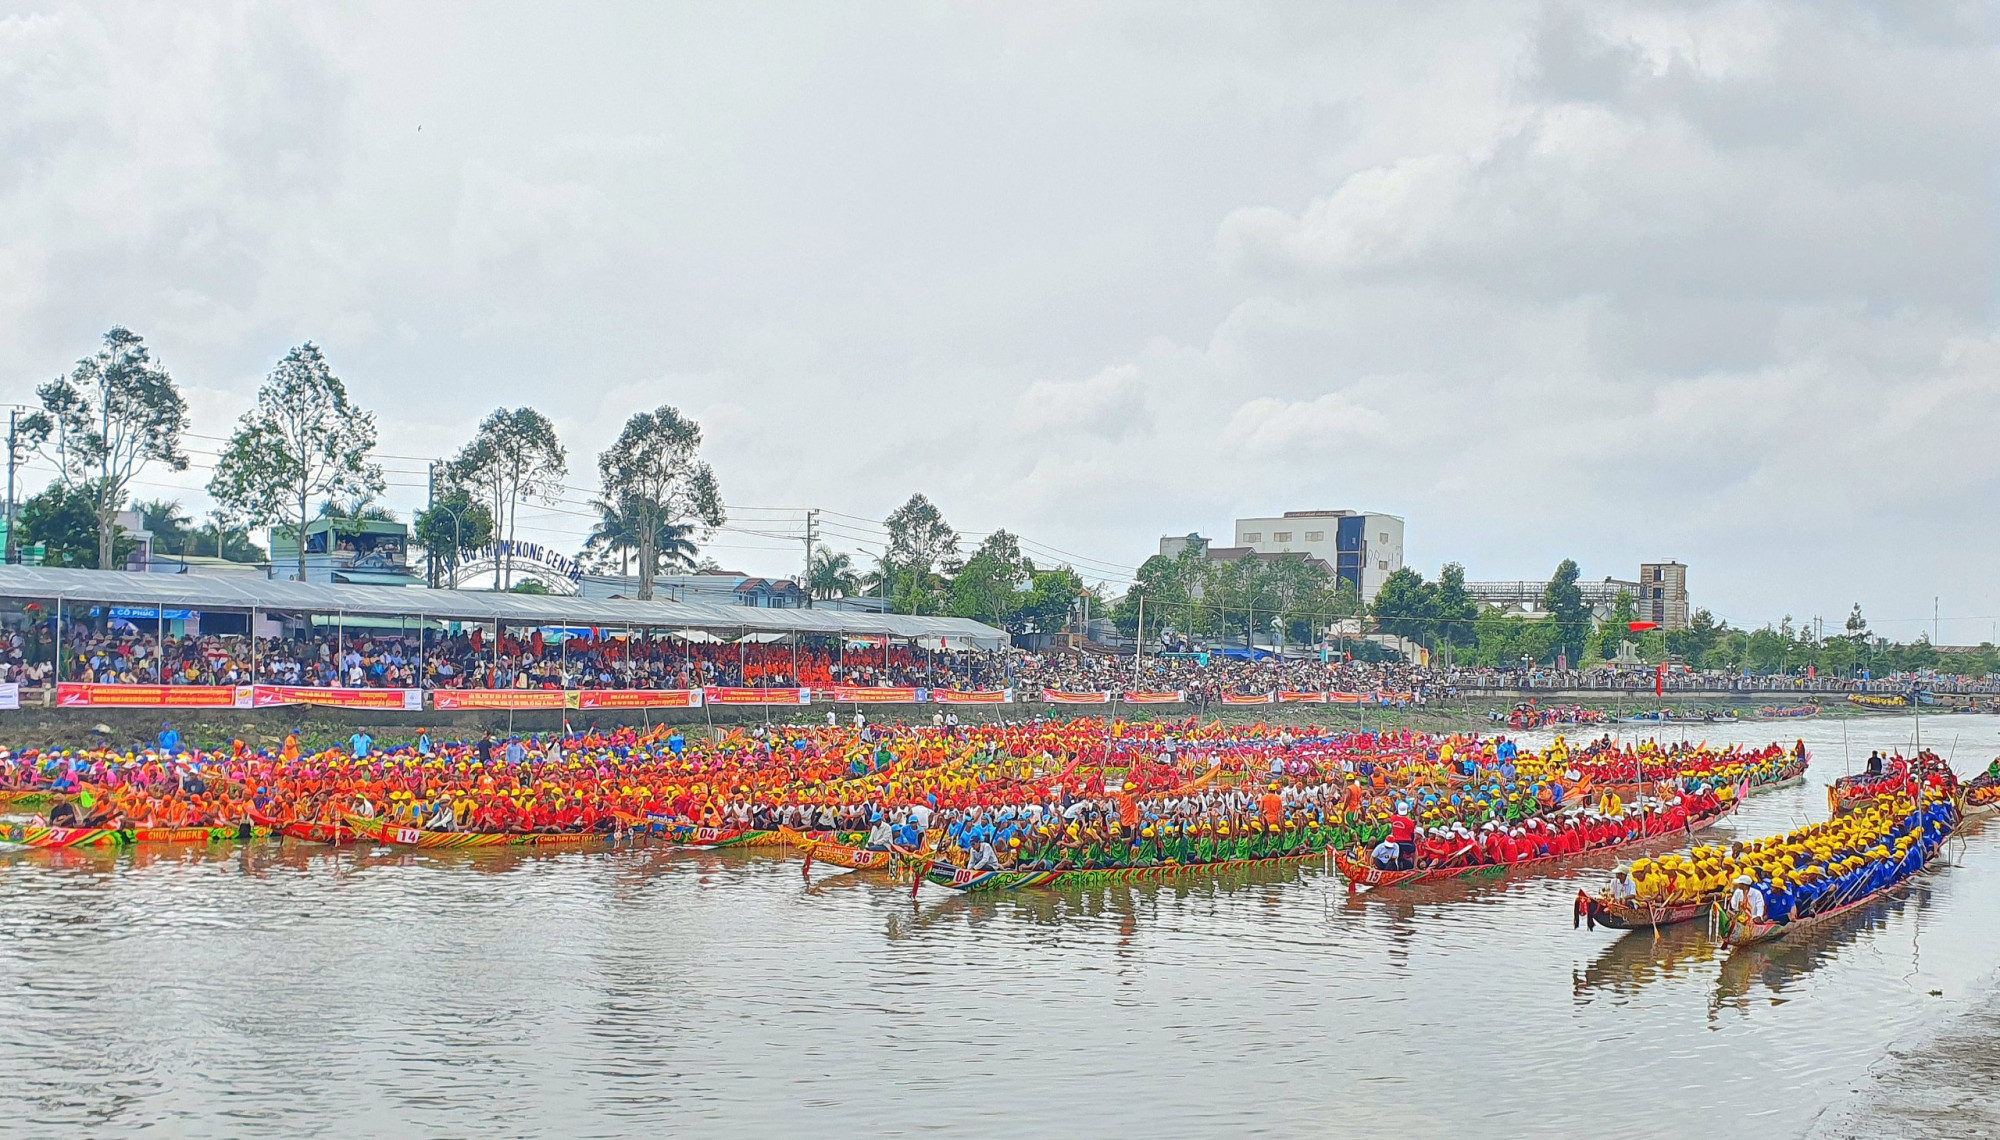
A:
1277 691 1329 703
56 683 250 708
1220 692 1275 705
575 689 703 709
431 689 570 711
828 685 924 704
253 686 424 710
704 686 811 706
931 689 1013 704
1042 689 1112 704
1121 691 1185 704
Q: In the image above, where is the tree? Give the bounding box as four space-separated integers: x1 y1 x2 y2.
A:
1844 603 1870 643
1015 566 1089 636
21 327 189 570
1594 589 1638 661
579 496 695 579
207 343 383 583
133 498 195 556
448 407 567 589
1432 562 1478 649
808 548 862 600
595 405 723 601
415 487 495 586
1369 567 1436 645
884 494 960 582
1542 558 1590 665
948 531 1031 625
1664 608 1723 669
18 482 124 568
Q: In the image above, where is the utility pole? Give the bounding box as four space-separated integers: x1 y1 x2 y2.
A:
1934 597 1940 645
425 461 437 589
803 508 818 608
4 410 18 565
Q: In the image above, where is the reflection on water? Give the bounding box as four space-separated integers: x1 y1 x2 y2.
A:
0 715 1996 1139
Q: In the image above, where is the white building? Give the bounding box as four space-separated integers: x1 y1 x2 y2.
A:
1229 510 1404 602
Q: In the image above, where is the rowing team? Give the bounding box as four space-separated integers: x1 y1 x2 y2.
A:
1367 785 1730 871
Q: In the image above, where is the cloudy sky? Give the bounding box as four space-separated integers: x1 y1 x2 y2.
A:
2 2 1995 642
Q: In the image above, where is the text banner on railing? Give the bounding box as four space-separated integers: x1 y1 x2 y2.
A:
576 689 702 710
0 682 17 711
56 683 250 708
1220 692 1275 705
431 690 570 711
1042 689 1112 704
253 686 424 710
828 685 925 704
931 688 1013 704
1326 692 1362 704
704 687 811 706
1277 691 1329 703
1121 690 1185 704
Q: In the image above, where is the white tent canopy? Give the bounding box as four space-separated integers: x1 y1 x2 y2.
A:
0 566 1010 650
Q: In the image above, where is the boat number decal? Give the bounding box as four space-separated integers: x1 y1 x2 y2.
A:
696 828 718 842
951 869 978 886
393 827 421 844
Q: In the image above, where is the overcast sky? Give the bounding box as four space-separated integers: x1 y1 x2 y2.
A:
2 2 1995 641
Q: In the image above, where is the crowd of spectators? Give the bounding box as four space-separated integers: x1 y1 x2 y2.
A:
5 619 1996 700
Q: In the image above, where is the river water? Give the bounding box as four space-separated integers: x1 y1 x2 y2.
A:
2 714 1996 1138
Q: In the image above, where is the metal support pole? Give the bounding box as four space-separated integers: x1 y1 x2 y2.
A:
4 410 16 565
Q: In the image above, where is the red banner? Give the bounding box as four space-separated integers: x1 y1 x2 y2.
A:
56 683 249 708
1327 692 1364 704
575 689 702 709
931 689 1012 704
253 686 424 710
431 689 570 710
1121 690 1185 704
1220 692 1274 705
829 685 923 704
1042 689 1112 704
1278 691 1329 703
703 686 811 706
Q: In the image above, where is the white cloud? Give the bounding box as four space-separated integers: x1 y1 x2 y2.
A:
1 2 1996 638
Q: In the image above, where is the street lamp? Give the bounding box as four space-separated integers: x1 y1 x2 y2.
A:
430 505 465 589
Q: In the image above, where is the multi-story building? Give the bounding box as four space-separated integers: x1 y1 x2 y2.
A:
1639 561 1690 631
1229 511 1404 602
269 517 423 587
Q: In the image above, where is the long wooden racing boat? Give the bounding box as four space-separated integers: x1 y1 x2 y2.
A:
779 824 895 870
1574 893 1712 931
909 843 1332 893
1586 758 1808 805
1960 777 1998 820
339 813 623 849
1722 848 1952 949
1 820 273 849
1335 800 1738 894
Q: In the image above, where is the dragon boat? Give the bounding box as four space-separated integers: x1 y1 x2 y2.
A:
1586 758 1808 806
1 820 272 849
908 843 1332 893
1720 819 1957 950
339 813 630 849
1574 894 1713 931
779 825 896 870
1334 799 1737 894
1963 773 1999 820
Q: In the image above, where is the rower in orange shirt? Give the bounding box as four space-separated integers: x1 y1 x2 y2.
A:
1260 783 1285 829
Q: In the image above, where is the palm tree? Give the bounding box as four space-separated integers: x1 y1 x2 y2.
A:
583 496 695 578
809 548 862 600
